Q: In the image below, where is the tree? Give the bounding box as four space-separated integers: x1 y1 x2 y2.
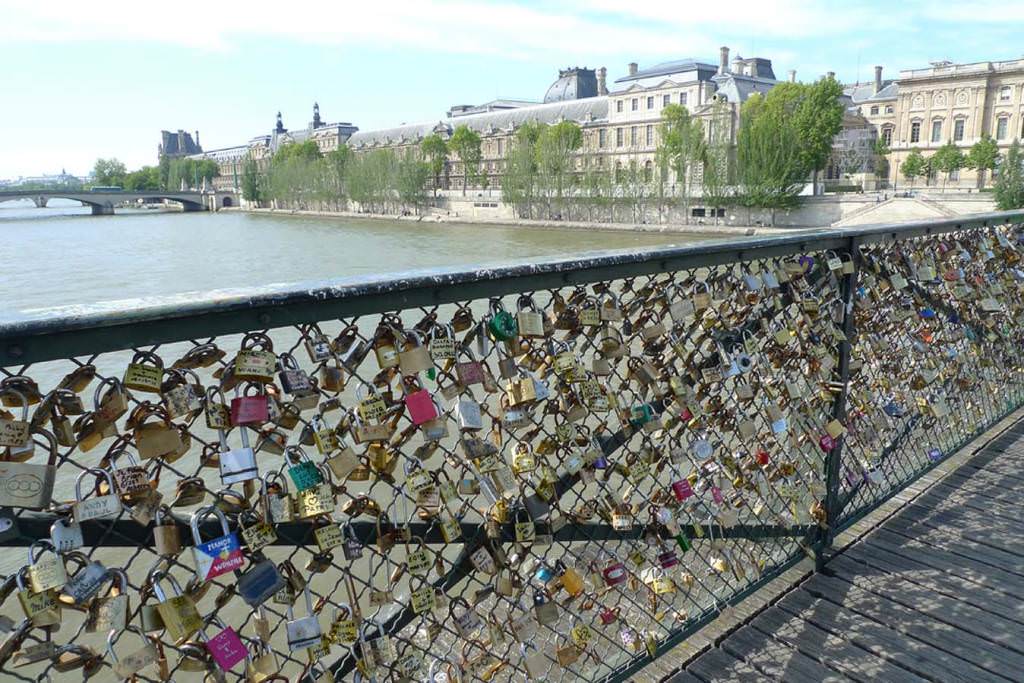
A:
902 148 926 189
501 122 545 218
325 146 354 208
994 139 1024 210
91 158 127 187
966 134 1000 189
701 100 734 221
449 125 482 195
537 121 582 216
167 158 219 190
395 150 431 213
158 154 171 190
872 136 891 185
122 166 161 191
420 134 449 197
658 104 706 222
931 141 965 191
735 92 807 222
241 157 263 204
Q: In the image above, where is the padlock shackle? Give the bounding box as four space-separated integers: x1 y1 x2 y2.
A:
92 376 123 411
106 624 149 663
74 467 116 502
189 504 230 543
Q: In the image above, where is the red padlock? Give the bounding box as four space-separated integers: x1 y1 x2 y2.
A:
670 479 694 502
819 435 836 452
679 407 693 423
755 448 771 465
657 549 679 569
405 389 439 426
710 486 724 505
600 606 619 625
231 391 269 426
603 561 627 587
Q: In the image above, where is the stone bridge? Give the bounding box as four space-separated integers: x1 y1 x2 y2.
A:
0 189 236 214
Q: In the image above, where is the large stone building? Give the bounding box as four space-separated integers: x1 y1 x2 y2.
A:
159 130 203 159
188 50 1024 198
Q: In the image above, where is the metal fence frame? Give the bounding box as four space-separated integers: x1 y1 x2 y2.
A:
2 209 1023 682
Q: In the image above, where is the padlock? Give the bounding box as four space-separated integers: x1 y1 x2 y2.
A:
341 521 363 560
150 569 201 645
286 580 323 651
93 377 129 427
234 333 277 382
398 328 434 375
78 569 124 632
161 368 203 420
516 295 546 338
217 418 258 486
49 515 84 553
123 351 164 394
277 353 319 409
107 625 159 679
262 470 295 524
0 429 57 510
239 507 277 553
372 322 401 370
105 438 151 499
454 347 485 386
231 384 270 426
59 551 108 606
153 505 182 556
16 567 60 627
405 385 440 426
190 505 245 581
133 404 184 461
0 389 31 453
206 617 249 672
286 445 324 492
73 468 122 522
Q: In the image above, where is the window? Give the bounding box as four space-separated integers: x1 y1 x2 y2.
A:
680 92 688 106
646 125 653 146
646 96 654 109
616 128 624 147
950 167 960 181
953 119 965 142
931 119 943 143
598 129 606 148
870 106 879 115
997 116 1010 140
616 100 623 113
630 126 637 145
1000 86 1012 102
910 121 921 143
663 94 671 107
643 161 653 182
885 105 894 114
497 139 503 157
631 98 638 111
881 127 893 146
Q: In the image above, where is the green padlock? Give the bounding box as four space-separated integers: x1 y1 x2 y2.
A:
487 302 518 342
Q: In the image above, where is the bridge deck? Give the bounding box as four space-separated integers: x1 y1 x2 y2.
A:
670 418 1024 683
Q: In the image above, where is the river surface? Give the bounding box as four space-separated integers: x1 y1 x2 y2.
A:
0 199 721 321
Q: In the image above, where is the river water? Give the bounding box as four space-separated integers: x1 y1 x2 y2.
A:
0 200 715 320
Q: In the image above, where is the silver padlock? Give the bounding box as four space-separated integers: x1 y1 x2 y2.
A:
73 468 122 522
453 397 483 431
285 580 322 651
61 552 108 606
50 516 84 553
217 420 258 485
0 389 33 458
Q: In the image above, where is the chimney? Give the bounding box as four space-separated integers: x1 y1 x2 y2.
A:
628 62 638 76
719 46 730 75
874 65 883 94
788 69 797 83
194 130 201 150
597 67 608 95
826 71 836 80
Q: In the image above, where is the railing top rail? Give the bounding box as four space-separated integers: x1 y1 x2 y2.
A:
2 210 1022 366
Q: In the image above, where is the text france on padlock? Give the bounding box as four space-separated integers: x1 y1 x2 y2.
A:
192 533 245 580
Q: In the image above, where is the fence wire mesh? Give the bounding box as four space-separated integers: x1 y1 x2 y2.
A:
0 216 1022 683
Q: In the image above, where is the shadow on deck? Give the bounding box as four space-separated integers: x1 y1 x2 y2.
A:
670 418 1024 683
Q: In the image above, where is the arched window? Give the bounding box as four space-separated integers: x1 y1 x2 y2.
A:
643 160 653 182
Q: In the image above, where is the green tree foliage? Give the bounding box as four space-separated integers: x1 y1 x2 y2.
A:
735 93 807 219
420 134 449 197
158 154 171 189
241 157 263 204
166 158 219 190
657 104 706 222
902 148 926 188
122 166 162 191
449 125 482 195
349 149 399 213
501 122 545 218
966 134 1000 189
995 140 1024 210
537 121 583 215
931 141 965 190
91 158 127 187
395 150 431 211
324 146 354 209
701 100 735 219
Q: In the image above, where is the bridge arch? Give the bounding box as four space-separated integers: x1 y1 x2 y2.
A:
0 190 207 214
222 196 233 208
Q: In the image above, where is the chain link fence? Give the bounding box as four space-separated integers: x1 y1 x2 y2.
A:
0 212 1022 682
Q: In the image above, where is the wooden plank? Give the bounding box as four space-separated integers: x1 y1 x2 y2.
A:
840 546 1024 626
826 554 1024 654
777 588 1006 683
718 625 847 683
863 533 1024 600
660 668 706 683
748 606 928 683
685 646 765 683
803 572 1024 676
882 517 1024 573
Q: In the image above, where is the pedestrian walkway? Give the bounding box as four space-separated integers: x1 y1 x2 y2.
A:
671 418 1024 683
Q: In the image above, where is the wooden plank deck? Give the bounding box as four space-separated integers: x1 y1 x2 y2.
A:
667 418 1024 683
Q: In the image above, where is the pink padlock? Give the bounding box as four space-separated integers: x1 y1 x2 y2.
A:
231 390 269 426
711 486 724 504
671 479 694 502
405 389 439 426
603 560 627 587
819 435 836 452
207 624 247 671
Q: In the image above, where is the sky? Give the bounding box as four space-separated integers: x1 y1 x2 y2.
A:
0 0 1020 179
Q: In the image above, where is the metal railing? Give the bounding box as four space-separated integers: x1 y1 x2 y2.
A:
1 210 1023 682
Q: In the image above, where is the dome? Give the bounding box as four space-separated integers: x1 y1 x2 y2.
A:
543 68 598 104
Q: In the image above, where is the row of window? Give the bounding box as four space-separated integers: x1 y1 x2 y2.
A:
615 91 689 114
905 114 1020 144
598 125 656 149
